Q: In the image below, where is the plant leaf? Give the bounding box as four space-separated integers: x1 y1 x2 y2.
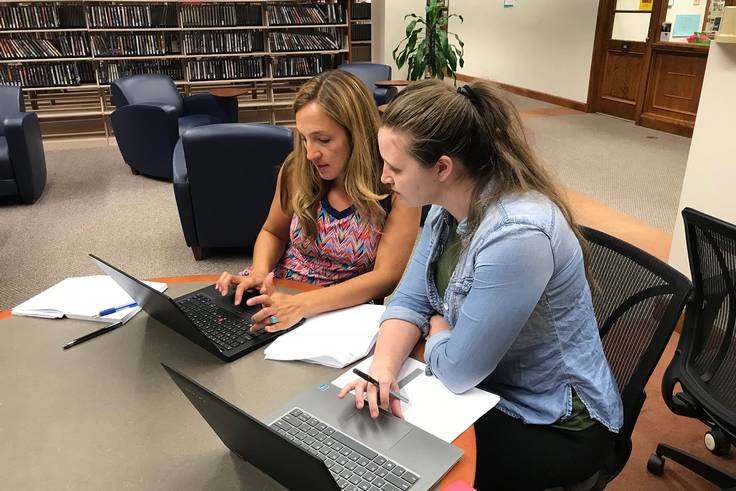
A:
405 19 418 38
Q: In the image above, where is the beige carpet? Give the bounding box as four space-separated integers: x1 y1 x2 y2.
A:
1 142 248 311
1 94 690 312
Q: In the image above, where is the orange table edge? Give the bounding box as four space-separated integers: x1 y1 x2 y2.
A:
1 274 476 489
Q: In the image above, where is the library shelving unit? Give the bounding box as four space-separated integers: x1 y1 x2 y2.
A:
349 0 370 62
0 0 372 138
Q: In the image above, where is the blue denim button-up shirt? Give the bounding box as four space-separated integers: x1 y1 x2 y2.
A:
380 192 623 432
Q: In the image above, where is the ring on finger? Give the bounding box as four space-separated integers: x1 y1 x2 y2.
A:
269 315 279 324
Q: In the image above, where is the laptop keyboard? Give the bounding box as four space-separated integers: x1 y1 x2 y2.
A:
176 293 267 352
271 408 420 491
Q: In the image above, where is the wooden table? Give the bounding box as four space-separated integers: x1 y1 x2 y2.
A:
0 275 475 490
374 79 412 88
208 87 251 98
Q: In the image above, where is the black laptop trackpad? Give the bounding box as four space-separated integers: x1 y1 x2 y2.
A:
341 408 412 451
207 286 260 313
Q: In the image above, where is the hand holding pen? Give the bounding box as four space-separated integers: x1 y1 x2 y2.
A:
338 367 409 419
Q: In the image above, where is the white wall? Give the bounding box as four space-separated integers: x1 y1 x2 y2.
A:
372 0 599 103
666 0 708 42
372 0 427 79
668 42 736 276
448 0 600 103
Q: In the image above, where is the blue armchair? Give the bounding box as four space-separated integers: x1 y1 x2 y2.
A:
111 74 237 180
173 123 293 260
337 63 398 105
0 86 47 204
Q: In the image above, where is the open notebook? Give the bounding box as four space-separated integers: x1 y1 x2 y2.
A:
12 275 167 323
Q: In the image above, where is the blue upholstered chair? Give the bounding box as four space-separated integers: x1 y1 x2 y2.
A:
111 74 237 180
337 63 398 105
173 123 293 260
0 85 47 204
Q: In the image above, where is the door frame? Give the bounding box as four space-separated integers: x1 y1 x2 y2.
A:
587 0 662 118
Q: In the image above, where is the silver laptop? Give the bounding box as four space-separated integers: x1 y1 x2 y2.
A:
163 364 463 491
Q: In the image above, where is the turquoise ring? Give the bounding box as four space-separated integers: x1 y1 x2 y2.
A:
269 315 279 324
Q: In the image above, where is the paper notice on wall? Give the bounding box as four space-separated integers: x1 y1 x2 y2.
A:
504 0 514 7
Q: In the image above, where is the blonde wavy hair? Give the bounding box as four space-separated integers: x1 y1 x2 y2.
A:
279 70 387 242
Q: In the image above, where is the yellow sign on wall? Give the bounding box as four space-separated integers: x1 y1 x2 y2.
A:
640 0 654 11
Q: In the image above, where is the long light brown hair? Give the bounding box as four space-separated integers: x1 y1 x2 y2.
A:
382 79 591 271
280 70 387 242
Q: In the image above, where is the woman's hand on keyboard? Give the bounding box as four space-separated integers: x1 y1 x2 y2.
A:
247 272 306 333
215 270 265 302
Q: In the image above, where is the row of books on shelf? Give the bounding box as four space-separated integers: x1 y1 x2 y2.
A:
269 29 340 52
99 60 182 84
351 2 371 21
0 5 85 30
87 5 177 28
90 33 179 57
267 4 344 26
184 31 264 55
1 29 342 59
273 54 336 77
351 24 371 42
180 4 262 27
1 62 95 87
0 34 89 59
189 57 265 81
1 53 344 87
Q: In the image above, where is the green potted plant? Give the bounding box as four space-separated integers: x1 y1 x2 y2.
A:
393 0 465 82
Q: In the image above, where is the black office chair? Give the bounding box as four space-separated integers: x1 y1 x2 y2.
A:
578 226 692 490
0 85 47 203
173 123 293 260
646 208 736 489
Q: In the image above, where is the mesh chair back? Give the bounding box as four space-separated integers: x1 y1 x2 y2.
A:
581 227 691 484
679 208 736 433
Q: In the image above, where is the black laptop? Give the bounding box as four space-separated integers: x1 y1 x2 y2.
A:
90 254 300 362
163 364 463 491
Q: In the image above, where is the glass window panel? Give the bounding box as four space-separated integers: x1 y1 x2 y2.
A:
611 12 651 41
616 0 643 11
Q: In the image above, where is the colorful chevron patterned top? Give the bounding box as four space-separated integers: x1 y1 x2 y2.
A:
272 197 384 286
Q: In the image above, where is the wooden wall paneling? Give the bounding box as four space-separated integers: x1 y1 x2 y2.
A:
638 43 708 136
597 46 646 120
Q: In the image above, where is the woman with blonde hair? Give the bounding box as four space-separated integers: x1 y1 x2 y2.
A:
339 79 623 490
216 69 420 331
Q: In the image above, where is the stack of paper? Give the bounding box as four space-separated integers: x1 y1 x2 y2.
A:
263 304 385 368
12 275 167 323
332 356 500 443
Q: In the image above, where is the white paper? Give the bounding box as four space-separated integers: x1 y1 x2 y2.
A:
332 356 500 443
12 275 167 323
264 304 385 368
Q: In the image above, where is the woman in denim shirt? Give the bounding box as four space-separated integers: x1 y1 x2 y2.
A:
338 80 624 490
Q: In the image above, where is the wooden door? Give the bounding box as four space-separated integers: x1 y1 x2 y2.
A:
591 0 661 120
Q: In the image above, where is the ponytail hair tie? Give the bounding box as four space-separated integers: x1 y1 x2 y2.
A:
457 85 481 107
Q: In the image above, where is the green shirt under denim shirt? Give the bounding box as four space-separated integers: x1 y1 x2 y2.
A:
434 226 595 432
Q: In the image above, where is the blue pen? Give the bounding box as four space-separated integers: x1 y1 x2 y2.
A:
99 302 137 317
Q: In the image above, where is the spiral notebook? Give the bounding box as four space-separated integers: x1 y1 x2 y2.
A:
12 275 167 323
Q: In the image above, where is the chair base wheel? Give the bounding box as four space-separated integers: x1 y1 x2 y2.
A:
705 428 731 456
647 453 665 476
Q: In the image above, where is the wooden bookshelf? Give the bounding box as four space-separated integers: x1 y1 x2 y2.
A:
0 0 373 139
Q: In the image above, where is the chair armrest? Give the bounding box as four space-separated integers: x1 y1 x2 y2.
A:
373 87 398 106
183 94 237 123
172 138 198 246
3 111 47 203
111 103 180 178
